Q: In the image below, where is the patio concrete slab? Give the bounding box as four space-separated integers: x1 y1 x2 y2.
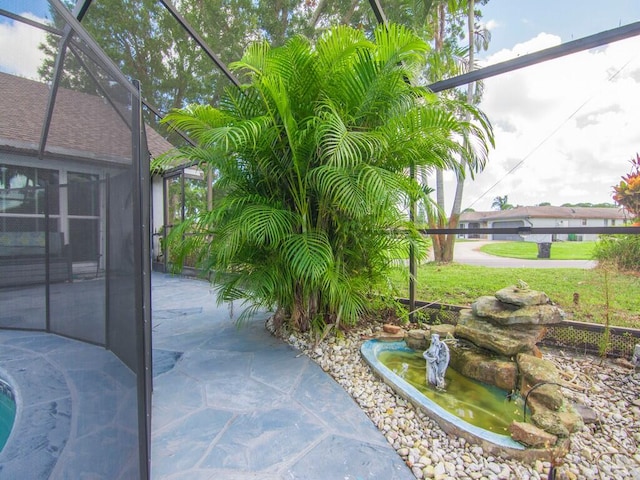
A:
151 273 413 480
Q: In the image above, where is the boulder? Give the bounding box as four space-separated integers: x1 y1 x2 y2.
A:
531 406 584 437
495 286 550 307
383 324 403 334
405 325 456 352
377 331 405 342
509 421 558 448
405 329 428 351
430 323 456 338
472 296 517 317
517 353 564 411
448 341 518 391
455 310 547 356
572 402 598 425
472 297 564 326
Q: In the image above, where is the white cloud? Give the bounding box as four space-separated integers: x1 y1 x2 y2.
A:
483 32 561 65
451 34 640 211
484 19 500 32
0 14 48 80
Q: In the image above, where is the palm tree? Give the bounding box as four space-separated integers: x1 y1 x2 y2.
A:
159 23 493 331
491 195 513 211
428 0 494 263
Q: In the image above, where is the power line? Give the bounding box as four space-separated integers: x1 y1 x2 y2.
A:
465 49 639 210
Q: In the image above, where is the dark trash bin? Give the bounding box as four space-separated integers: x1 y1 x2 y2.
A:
537 242 552 259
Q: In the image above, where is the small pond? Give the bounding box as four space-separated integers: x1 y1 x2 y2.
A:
378 349 526 434
361 340 527 453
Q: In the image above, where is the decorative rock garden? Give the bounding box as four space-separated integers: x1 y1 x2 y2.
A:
403 284 584 453
279 283 640 479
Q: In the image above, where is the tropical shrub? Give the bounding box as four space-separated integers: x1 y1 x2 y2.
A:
613 153 640 221
595 154 640 271
158 24 493 331
594 234 640 272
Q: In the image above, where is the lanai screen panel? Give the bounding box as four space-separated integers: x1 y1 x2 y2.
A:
81 0 237 115
0 1 52 330
166 0 380 66
0 2 150 478
78 0 379 114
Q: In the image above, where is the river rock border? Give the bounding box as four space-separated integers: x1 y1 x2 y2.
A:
275 320 640 479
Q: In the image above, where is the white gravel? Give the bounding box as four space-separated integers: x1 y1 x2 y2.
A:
276 321 640 480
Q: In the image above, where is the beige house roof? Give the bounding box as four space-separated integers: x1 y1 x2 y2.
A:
0 72 173 163
461 206 627 222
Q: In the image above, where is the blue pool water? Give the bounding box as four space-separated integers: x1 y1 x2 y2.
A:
0 379 16 451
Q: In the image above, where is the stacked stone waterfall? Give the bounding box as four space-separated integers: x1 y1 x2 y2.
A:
405 284 584 450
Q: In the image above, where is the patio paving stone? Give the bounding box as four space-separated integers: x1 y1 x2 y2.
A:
151 273 413 479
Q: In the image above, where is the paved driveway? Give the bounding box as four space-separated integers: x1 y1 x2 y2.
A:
447 240 597 269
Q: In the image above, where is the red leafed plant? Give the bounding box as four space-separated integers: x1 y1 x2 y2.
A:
613 153 640 223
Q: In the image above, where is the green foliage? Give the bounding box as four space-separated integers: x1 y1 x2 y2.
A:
598 266 613 358
40 0 382 115
593 234 640 272
612 153 640 219
362 294 409 324
560 202 617 208
158 24 493 331
491 195 513 211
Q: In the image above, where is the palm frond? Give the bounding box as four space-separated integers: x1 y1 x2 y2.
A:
316 103 382 168
236 204 298 245
373 23 429 76
281 231 333 283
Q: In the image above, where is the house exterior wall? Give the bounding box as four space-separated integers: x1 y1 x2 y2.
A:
490 220 525 241
457 221 489 239
0 151 130 270
459 209 625 242
151 175 164 263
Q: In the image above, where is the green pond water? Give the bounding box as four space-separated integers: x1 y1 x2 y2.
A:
0 389 16 451
378 350 527 434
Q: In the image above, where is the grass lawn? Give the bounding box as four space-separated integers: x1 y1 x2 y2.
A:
387 263 639 329
479 241 596 260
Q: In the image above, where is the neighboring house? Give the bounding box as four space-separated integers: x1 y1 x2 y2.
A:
459 206 629 242
0 72 173 273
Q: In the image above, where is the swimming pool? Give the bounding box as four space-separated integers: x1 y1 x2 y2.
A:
0 378 16 451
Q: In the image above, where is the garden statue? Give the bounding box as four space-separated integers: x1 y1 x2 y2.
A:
632 344 640 369
423 333 450 389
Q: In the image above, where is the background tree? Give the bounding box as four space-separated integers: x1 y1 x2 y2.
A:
39 0 255 114
158 24 492 331
423 0 493 262
491 195 513 211
39 0 381 116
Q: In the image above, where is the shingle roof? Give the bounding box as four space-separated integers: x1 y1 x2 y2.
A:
461 205 627 222
0 72 173 163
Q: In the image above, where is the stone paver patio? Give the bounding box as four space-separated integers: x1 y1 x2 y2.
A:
151 273 413 479
0 273 412 478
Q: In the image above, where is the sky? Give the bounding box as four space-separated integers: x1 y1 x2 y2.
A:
448 0 640 211
1 1 640 211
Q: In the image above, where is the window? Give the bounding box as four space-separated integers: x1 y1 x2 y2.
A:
68 172 101 262
0 164 59 216
581 219 587 225
68 172 99 216
612 219 616 226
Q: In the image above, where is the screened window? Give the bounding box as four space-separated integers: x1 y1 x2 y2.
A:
0 164 59 216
